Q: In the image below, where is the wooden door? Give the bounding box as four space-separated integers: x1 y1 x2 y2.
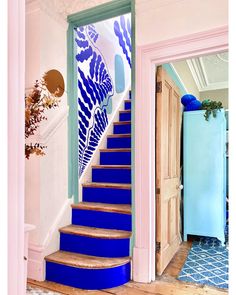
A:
156 66 182 275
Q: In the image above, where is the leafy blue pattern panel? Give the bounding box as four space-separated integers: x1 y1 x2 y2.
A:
75 15 131 176
75 25 113 175
114 15 132 68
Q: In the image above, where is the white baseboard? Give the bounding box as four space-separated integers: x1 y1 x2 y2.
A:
27 245 45 281
132 247 151 283
27 198 72 281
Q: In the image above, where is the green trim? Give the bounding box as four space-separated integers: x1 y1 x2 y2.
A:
67 0 131 27
163 64 187 95
67 0 135 219
130 0 135 256
67 23 78 202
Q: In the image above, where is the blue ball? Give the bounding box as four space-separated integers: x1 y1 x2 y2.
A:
181 94 196 106
184 99 202 111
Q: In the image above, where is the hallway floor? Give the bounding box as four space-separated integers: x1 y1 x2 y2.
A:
28 242 228 295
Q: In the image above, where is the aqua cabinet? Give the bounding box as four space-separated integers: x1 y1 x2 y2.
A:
183 110 226 243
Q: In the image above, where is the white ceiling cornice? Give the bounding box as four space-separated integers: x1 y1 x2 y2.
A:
26 0 68 27
187 58 208 91
26 0 110 20
187 53 228 92
26 0 40 14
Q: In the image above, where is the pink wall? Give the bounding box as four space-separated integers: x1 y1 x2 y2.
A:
8 0 25 294
9 0 228 292
25 1 70 281
134 0 228 283
135 0 228 46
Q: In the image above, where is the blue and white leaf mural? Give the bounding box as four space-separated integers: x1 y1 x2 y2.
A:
75 14 131 176
114 15 132 68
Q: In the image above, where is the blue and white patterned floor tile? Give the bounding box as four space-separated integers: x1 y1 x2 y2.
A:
27 286 61 294
178 237 228 289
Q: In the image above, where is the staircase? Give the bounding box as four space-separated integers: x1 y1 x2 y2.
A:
45 98 132 290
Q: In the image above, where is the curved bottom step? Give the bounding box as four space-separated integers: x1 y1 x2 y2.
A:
45 251 131 290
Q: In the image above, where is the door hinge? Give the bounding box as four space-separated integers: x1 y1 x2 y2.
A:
156 81 162 93
156 187 160 194
156 242 161 252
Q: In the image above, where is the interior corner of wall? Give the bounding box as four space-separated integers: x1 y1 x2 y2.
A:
132 247 151 283
27 198 72 281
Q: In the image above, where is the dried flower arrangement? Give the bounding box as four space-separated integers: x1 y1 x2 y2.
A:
25 77 61 159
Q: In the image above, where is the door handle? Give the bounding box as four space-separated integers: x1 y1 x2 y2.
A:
176 184 183 190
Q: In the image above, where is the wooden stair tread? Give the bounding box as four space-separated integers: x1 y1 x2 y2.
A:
119 110 131 113
113 121 131 125
59 225 131 239
45 251 130 269
100 148 131 152
124 99 131 103
72 202 131 214
82 182 131 189
92 165 131 169
107 134 131 138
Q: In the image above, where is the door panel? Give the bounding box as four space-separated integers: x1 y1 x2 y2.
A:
156 66 182 275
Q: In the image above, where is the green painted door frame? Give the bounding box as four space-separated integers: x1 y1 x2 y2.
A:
67 0 135 208
67 0 135 256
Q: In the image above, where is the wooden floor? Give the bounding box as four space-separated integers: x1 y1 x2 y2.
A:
28 242 228 295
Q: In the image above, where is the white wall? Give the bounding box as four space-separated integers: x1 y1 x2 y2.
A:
171 60 228 108
25 2 40 89
171 60 199 98
200 88 228 108
25 1 70 281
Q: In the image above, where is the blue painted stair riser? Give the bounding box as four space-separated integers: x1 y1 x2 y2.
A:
100 151 131 165
46 261 131 290
114 124 131 134
92 168 131 184
125 101 131 110
107 137 131 149
60 233 130 257
119 112 131 121
72 209 132 231
83 187 131 204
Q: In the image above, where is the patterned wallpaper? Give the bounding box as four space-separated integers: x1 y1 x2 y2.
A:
75 14 131 176
114 16 132 68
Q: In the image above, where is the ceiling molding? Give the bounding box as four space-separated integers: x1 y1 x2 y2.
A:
26 0 66 26
54 0 111 18
26 0 111 26
26 0 40 14
187 53 228 92
169 63 189 93
197 81 228 92
186 59 207 91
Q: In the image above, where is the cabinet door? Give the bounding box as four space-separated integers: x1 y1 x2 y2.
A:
183 110 226 243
